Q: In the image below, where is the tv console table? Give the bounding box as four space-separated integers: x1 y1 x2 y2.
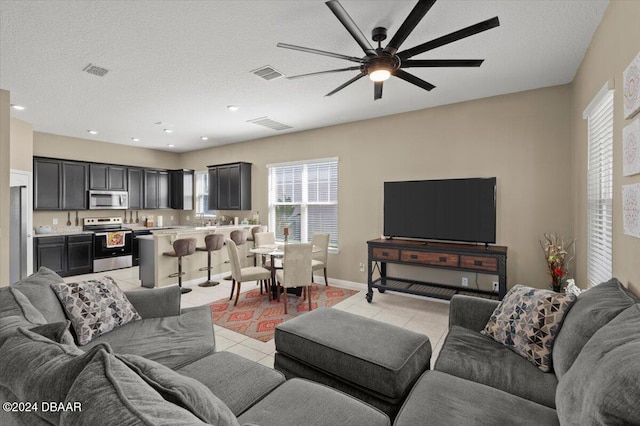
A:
366 239 508 303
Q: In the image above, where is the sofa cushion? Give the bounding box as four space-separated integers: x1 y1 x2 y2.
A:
60 349 209 426
30 320 76 346
435 325 558 408
0 287 47 324
0 315 40 348
482 284 576 372
0 384 50 426
51 276 142 345
275 308 431 400
82 304 215 370
556 304 640 425
11 266 67 323
0 326 107 424
395 371 559 426
117 353 239 425
178 351 285 416
552 278 638 378
237 378 390 426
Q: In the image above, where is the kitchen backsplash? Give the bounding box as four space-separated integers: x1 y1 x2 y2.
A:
33 209 179 228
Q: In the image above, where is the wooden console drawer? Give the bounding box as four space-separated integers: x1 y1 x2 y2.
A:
401 251 459 266
372 248 399 261
460 255 498 272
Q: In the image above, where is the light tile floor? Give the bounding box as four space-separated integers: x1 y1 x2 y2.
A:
66 267 450 368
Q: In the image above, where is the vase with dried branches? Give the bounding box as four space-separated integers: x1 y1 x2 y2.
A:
540 233 576 292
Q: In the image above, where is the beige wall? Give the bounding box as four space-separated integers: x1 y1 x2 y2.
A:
10 117 33 172
181 85 573 290
0 90 11 286
34 132 179 169
571 0 640 294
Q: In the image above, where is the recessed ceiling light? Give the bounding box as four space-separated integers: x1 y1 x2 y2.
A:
163 129 173 133
131 138 140 142
87 130 98 135
227 105 239 111
200 136 209 141
10 104 25 111
167 144 175 148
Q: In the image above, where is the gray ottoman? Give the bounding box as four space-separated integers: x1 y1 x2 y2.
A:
274 307 431 420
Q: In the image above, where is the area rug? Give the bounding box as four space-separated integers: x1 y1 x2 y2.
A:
210 284 359 342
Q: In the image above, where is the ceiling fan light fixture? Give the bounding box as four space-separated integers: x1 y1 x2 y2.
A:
369 68 391 82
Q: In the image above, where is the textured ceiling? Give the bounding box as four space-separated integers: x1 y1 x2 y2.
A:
0 0 608 152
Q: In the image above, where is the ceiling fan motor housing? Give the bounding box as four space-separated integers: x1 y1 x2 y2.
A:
372 27 387 43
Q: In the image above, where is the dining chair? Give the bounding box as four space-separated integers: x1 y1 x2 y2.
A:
276 243 313 314
225 238 272 306
247 225 267 266
311 233 330 285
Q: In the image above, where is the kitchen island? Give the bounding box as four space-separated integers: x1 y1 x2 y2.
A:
138 225 254 288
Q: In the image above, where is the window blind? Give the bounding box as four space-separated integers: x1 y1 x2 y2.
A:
268 158 338 249
586 89 613 286
195 171 216 216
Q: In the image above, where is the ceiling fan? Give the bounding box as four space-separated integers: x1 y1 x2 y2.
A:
277 0 500 100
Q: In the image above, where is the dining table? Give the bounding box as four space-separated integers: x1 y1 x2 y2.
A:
250 244 321 299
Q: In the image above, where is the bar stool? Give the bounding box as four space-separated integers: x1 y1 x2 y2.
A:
162 238 196 294
197 234 225 287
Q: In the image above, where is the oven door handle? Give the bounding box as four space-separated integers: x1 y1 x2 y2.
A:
94 231 132 237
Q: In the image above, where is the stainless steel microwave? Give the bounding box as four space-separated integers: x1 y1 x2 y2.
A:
88 190 129 210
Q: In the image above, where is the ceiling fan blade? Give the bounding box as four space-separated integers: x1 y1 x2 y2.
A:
287 66 362 80
398 16 500 60
326 0 377 56
374 81 383 100
325 72 366 97
402 59 484 68
277 43 363 63
394 69 435 91
384 0 437 56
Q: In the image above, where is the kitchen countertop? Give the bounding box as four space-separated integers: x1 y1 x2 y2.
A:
33 224 261 237
33 227 93 238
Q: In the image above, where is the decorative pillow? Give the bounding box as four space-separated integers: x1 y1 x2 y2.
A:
117 353 239 426
0 326 108 424
30 321 76 346
61 349 209 426
51 276 141 345
482 285 576 372
12 266 67 323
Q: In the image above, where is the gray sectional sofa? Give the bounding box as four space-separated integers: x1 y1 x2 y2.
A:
0 268 389 426
2 267 639 425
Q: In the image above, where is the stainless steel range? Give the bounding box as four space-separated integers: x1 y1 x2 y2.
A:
83 217 133 273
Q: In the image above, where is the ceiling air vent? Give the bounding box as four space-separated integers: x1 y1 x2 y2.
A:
251 66 284 81
247 117 292 131
82 63 109 77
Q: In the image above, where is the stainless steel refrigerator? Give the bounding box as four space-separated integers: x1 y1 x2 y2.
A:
10 185 28 284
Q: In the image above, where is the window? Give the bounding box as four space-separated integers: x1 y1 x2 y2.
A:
584 83 614 286
195 171 216 216
267 158 338 250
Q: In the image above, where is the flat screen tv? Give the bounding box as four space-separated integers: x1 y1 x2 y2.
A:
384 177 496 244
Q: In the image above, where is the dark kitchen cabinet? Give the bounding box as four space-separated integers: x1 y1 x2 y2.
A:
34 234 94 277
34 236 66 275
170 169 194 210
207 162 251 210
143 169 171 209
34 158 62 210
128 168 144 210
90 164 127 191
62 161 88 210
66 234 94 276
158 171 170 209
34 158 88 210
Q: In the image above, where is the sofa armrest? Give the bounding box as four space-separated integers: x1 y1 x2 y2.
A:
449 295 500 333
125 286 181 319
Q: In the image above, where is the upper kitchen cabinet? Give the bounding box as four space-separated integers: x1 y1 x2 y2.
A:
207 162 251 210
90 164 127 191
170 169 194 210
143 169 171 209
127 168 144 210
34 157 88 210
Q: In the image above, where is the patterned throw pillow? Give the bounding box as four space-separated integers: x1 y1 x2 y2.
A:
482 285 576 372
51 277 141 345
